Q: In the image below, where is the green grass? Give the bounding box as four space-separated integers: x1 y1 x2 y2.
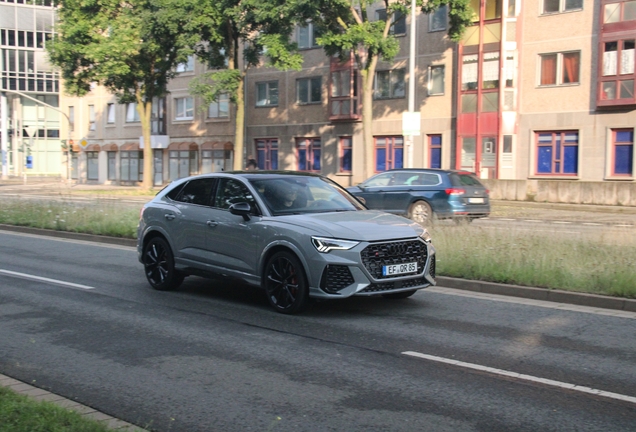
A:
0 387 111 432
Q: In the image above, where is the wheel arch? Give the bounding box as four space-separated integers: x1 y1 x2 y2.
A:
259 242 312 286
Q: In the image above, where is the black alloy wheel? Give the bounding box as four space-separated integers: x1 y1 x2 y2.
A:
143 237 184 291
263 251 309 314
382 289 417 299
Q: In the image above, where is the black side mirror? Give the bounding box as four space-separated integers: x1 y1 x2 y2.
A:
229 202 252 221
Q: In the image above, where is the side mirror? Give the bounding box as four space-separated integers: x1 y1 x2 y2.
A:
229 202 252 221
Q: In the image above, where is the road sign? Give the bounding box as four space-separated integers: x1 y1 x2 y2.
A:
402 112 421 136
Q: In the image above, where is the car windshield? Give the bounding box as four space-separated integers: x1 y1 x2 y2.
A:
249 176 366 215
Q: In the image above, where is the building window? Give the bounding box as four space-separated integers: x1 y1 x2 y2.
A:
88 104 95 131
68 106 75 132
174 97 194 121
339 137 352 173
429 5 447 31
296 138 321 172
542 0 583 14
604 0 636 23
612 129 634 175
87 151 98 180
428 65 445 95
429 135 442 169
107 103 115 124
600 40 635 102
126 103 140 123
539 51 580 86
107 151 116 180
256 138 278 170
256 81 279 107
120 150 143 181
208 93 229 118
536 131 579 175
375 9 406 35
375 136 403 172
374 69 406 99
202 149 231 173
297 77 322 104
169 150 198 180
298 22 319 49
176 55 195 73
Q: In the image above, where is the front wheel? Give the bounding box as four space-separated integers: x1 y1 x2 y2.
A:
409 201 434 225
263 251 309 314
142 237 184 291
382 290 417 299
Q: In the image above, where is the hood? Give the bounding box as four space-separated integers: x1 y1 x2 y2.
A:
277 210 424 241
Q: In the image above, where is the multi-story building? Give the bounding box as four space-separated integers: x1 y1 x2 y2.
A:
58 0 636 204
0 0 60 179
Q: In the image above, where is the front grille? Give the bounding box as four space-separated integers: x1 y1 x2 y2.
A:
320 265 355 294
360 276 430 293
360 239 428 280
429 255 436 279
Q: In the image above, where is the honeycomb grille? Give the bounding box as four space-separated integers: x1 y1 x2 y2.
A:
360 239 427 280
429 254 436 279
360 276 430 293
320 265 355 293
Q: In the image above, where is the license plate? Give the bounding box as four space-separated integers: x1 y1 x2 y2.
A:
468 197 484 204
383 262 417 276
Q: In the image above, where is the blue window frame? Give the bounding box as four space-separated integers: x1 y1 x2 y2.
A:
536 131 578 175
613 129 634 175
429 134 442 168
375 136 403 172
297 138 321 172
256 138 278 170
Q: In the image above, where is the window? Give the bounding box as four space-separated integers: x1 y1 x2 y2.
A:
126 103 140 123
86 151 98 180
215 178 257 210
375 9 406 35
88 105 95 131
375 136 404 172
107 151 116 181
429 5 447 31
543 0 583 14
256 81 279 106
169 150 198 180
605 0 636 23
536 131 579 175
428 65 445 95
297 138 321 172
176 55 194 73
121 151 143 181
106 103 115 124
298 22 319 49
68 106 75 132
462 54 478 90
174 97 194 121
202 149 231 173
374 69 406 99
256 139 278 170
339 137 352 173
176 178 216 206
600 40 635 102
208 93 229 118
429 135 442 169
612 129 634 175
539 51 580 86
297 77 322 104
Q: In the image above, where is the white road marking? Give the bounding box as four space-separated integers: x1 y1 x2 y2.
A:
615 224 634 228
582 223 602 226
552 221 572 224
523 219 542 223
402 351 636 405
497 218 516 221
0 269 95 290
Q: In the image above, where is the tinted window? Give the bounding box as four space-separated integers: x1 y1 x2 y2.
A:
174 178 216 206
215 179 257 211
450 173 483 187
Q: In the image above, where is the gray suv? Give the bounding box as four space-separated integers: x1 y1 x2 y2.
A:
137 172 436 314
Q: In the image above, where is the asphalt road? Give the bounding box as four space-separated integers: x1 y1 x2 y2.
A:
1 230 635 431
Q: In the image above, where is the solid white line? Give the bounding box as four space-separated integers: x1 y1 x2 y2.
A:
0 269 95 290
552 221 572 224
402 351 636 405
582 223 602 226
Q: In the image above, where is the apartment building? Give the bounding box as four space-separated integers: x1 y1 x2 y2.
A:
59 0 635 195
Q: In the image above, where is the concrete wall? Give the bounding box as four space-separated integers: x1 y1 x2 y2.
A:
484 179 636 206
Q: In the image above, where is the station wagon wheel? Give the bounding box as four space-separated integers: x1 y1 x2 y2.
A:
263 251 309 314
409 200 433 225
382 289 417 299
143 237 184 291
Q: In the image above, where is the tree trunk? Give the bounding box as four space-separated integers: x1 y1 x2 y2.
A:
360 53 379 181
233 72 245 171
138 96 154 190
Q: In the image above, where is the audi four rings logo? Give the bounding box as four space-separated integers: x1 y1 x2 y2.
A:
388 244 407 255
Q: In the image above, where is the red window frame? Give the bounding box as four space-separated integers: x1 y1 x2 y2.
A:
296 137 321 172
255 138 278 170
339 136 352 173
612 128 634 176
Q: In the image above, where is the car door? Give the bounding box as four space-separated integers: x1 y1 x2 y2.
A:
351 172 395 210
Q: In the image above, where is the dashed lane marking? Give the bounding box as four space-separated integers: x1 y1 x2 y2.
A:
0 269 95 290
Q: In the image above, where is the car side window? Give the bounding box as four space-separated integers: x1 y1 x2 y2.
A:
214 178 257 211
419 173 441 186
364 172 393 187
174 178 216 206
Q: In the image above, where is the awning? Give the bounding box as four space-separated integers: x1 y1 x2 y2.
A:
201 141 234 151
168 141 198 151
121 142 140 151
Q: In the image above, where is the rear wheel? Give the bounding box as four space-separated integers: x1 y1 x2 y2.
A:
382 290 417 299
142 237 183 291
263 251 309 314
408 201 433 225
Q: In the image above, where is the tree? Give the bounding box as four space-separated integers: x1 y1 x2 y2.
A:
188 0 304 171
48 0 220 189
309 0 472 178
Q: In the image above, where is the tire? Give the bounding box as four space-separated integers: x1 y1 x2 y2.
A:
142 237 184 291
408 201 434 225
263 251 309 314
382 290 417 299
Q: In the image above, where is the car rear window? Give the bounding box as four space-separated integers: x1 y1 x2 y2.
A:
450 173 484 187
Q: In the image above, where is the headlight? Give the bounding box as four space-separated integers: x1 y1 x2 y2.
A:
419 229 432 243
311 236 359 253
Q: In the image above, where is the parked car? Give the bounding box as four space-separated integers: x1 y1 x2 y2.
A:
347 169 490 225
138 171 436 314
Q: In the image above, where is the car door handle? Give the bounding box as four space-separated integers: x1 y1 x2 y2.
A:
164 214 176 221
206 220 218 227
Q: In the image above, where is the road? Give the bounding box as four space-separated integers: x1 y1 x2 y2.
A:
1 230 635 431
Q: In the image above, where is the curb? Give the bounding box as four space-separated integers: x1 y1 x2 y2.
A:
436 276 636 313
0 224 137 247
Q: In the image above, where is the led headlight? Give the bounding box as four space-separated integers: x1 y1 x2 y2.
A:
419 229 432 243
311 236 359 253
